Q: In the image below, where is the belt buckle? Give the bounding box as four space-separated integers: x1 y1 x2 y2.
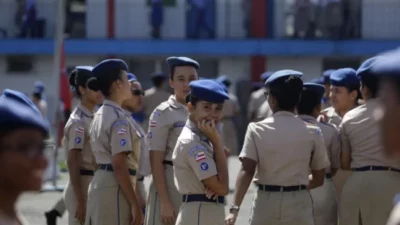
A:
105 164 111 171
369 166 373 171
280 186 284 192
184 195 189 203
298 186 301 191
389 167 392 171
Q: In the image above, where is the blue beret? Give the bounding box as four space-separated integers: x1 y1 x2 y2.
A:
92 59 128 78
260 71 274 82
166 56 199 69
127 73 137 82
357 57 382 78
215 80 229 93
265 69 303 86
1 89 41 116
323 69 336 78
33 81 45 94
189 79 229 104
0 98 49 135
151 72 166 79
371 52 400 79
303 82 325 99
309 77 324 85
330 68 360 88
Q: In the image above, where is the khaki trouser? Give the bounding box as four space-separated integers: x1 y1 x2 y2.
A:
250 190 314 225
144 165 181 225
340 170 400 225
310 178 338 225
52 198 66 215
64 175 93 225
176 201 225 225
332 169 352 201
85 170 136 225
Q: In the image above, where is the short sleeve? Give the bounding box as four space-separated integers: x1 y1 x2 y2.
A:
239 123 258 162
310 127 330 170
148 109 169 151
183 142 217 181
339 121 351 153
66 121 85 151
110 119 132 155
329 129 341 169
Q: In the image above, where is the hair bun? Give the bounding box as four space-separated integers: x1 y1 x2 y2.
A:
69 70 77 87
87 77 100 91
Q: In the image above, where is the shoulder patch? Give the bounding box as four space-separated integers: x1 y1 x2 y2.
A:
188 144 207 156
307 124 323 136
112 119 129 127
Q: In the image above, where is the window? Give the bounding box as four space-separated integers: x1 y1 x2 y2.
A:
6 56 34 73
322 57 361 71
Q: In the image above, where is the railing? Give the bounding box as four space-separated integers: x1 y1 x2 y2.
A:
0 0 399 40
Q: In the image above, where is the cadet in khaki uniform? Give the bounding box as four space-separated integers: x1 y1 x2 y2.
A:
339 57 400 225
297 83 341 225
370 51 400 225
247 71 273 121
226 70 330 225
145 57 199 225
143 72 170 132
84 59 143 225
122 73 150 213
63 66 103 225
173 79 230 225
0 97 49 225
215 75 240 154
318 68 360 198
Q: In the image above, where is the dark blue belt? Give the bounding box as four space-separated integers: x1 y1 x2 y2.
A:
257 184 307 192
137 176 144 182
182 194 225 204
326 173 332 179
99 164 136 176
163 160 173 166
352 166 400 172
80 169 94 176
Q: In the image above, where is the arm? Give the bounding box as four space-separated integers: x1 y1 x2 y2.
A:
309 127 330 189
110 120 140 209
330 129 341 176
202 137 229 196
147 110 171 205
339 122 352 170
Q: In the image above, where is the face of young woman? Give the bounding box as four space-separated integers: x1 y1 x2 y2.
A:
190 100 224 125
169 66 198 101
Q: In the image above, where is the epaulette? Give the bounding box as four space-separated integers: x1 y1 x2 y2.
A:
156 101 170 112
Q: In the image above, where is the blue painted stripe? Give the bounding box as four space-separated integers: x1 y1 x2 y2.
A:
1 39 400 56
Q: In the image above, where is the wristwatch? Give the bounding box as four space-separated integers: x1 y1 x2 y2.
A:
229 204 240 213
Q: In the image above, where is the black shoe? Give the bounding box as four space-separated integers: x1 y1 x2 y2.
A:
45 210 60 225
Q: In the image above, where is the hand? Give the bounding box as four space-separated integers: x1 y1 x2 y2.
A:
131 207 144 225
319 112 328 123
205 187 218 200
136 190 146 210
75 202 86 223
160 201 176 225
197 120 221 144
225 213 237 225
224 146 231 157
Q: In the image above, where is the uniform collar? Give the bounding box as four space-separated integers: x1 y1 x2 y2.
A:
168 95 186 109
274 111 296 117
103 99 124 110
122 108 132 117
298 114 317 123
185 119 209 143
77 103 94 118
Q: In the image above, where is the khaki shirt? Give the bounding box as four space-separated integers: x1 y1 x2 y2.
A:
148 95 188 161
255 101 273 121
299 115 341 172
124 109 151 177
240 111 330 186
63 104 95 170
143 87 170 119
339 99 400 169
247 87 266 120
172 120 217 194
89 100 141 170
319 106 342 128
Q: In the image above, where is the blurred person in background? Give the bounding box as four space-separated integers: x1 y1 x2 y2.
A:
0 97 49 225
63 66 103 225
31 81 48 118
20 0 37 38
188 0 214 39
322 0 342 39
150 0 164 39
248 71 273 122
121 73 149 215
216 75 241 155
321 69 335 109
143 72 169 132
